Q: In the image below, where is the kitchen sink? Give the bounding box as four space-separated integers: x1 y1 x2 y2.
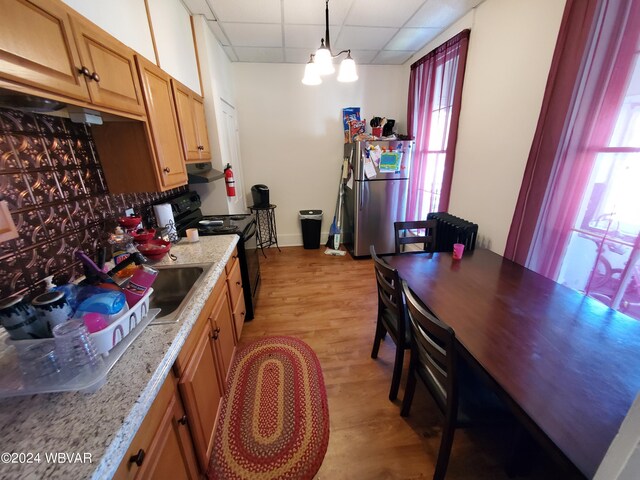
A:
148 263 211 324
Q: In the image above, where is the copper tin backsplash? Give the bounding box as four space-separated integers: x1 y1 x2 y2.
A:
0 107 186 301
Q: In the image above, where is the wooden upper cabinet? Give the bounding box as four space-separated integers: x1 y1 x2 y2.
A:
172 79 211 163
0 0 90 101
136 56 187 189
70 14 144 115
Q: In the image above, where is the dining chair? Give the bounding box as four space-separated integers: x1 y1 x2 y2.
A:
394 220 438 254
370 245 410 401
401 280 508 480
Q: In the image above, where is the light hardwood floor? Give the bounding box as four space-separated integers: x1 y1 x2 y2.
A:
240 247 572 480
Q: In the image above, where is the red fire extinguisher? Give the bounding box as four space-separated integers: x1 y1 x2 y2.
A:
224 163 236 197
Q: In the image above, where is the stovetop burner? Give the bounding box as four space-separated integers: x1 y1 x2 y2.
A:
201 225 237 234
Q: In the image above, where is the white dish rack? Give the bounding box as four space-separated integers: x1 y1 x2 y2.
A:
0 289 159 397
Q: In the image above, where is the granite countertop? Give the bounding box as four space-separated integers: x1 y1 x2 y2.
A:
0 235 239 480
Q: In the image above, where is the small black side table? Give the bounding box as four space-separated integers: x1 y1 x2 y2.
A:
249 204 281 257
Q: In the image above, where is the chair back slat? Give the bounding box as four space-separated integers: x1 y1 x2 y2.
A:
371 246 405 339
402 280 456 410
394 220 438 254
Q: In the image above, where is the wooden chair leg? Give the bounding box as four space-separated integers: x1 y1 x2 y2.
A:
370 319 386 359
400 364 416 417
389 345 405 401
433 413 457 480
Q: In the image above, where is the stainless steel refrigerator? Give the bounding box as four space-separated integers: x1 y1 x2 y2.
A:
343 140 414 257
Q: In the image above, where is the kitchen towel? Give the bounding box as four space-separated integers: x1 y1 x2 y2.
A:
153 204 177 242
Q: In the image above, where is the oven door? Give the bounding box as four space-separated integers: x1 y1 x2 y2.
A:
241 219 260 320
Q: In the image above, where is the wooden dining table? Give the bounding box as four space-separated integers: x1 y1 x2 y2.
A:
386 248 640 479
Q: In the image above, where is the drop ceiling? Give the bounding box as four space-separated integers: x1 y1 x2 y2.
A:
182 0 484 65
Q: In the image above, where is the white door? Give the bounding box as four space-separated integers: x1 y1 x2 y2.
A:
220 100 246 213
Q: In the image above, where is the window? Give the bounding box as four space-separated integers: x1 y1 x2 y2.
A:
557 49 640 319
406 30 469 220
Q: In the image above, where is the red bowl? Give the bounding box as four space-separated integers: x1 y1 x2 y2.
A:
137 239 171 260
132 228 156 243
118 216 142 229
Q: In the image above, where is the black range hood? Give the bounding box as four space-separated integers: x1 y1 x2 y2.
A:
186 163 225 184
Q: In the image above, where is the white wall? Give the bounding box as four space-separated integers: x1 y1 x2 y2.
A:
191 16 245 215
233 64 408 246
407 0 566 254
596 393 640 480
61 0 156 62
146 0 201 94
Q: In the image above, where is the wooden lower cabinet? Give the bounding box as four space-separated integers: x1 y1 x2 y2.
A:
209 285 236 390
113 371 198 480
116 273 239 479
178 320 223 471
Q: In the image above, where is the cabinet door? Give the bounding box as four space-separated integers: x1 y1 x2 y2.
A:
0 0 90 101
136 389 199 480
172 80 201 161
192 95 211 160
178 322 223 472
210 286 236 386
232 291 246 343
136 55 187 189
70 14 144 115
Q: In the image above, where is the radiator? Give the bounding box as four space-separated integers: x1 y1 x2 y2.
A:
426 212 478 252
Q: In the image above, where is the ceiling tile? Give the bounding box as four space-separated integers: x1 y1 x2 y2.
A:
283 0 353 25
372 50 414 65
345 0 424 27
234 47 284 62
206 20 230 45
183 0 216 20
222 23 283 48
285 24 342 50
285 48 315 64
385 28 440 51
347 50 379 65
406 0 478 28
208 0 281 23
334 26 398 51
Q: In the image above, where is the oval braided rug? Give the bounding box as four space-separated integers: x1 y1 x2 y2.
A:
208 336 329 480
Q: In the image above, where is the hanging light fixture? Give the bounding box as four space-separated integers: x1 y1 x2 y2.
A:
301 0 358 85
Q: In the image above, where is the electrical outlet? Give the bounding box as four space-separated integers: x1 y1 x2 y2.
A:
0 201 19 243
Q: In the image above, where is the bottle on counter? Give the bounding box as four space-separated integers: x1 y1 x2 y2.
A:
0 295 49 340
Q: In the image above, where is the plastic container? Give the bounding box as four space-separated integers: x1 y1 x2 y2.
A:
0 307 160 397
52 320 103 374
123 265 158 307
8 288 152 358
299 210 323 249
75 291 127 323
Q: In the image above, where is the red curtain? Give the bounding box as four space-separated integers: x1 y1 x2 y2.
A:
503 0 597 266
406 30 470 220
504 0 640 279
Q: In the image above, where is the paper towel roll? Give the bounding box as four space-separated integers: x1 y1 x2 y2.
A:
153 203 177 241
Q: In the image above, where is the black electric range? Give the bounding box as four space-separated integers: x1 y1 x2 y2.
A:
166 193 259 321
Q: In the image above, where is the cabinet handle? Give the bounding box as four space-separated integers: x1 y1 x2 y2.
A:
91 72 100 82
79 66 91 77
211 327 220 340
163 167 171 174
178 415 188 425
129 449 145 467
236 281 241 287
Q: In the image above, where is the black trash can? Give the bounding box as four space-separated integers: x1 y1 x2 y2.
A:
299 210 322 249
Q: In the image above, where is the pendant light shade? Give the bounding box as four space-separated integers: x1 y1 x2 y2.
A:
337 53 358 83
301 0 356 86
302 57 322 85
314 41 334 76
